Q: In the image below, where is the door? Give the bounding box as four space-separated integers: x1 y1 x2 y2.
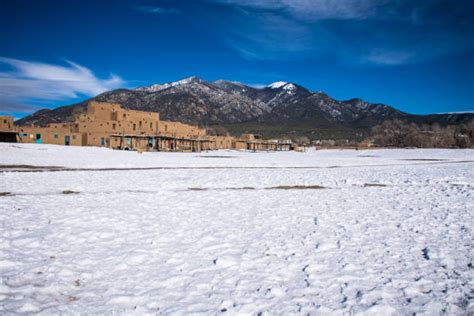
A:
64 135 70 146
35 133 42 144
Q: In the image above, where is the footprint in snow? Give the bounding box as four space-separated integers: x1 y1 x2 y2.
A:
422 247 430 260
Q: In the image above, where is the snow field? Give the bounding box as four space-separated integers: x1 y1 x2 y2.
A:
0 144 473 314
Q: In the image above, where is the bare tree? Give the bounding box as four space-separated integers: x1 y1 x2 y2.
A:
371 119 474 148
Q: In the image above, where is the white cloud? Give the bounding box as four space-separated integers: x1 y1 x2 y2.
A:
364 49 414 66
213 0 395 62
216 0 388 21
0 57 125 112
247 83 267 89
213 0 474 66
134 6 181 15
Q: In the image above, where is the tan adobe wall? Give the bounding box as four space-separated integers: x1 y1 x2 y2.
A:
76 102 160 140
82 101 160 124
84 132 112 147
17 126 85 146
234 140 248 150
0 116 14 132
159 120 206 139
47 123 79 133
209 136 235 150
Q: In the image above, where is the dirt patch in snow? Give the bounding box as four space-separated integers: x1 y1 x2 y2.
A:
0 164 65 170
189 187 256 191
62 190 80 195
267 185 326 190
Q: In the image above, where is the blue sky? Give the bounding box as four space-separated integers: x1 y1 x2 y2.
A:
0 0 473 118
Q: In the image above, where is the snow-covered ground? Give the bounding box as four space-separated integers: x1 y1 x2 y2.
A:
0 143 473 314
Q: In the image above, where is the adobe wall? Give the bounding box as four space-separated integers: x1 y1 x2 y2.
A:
17 126 85 146
77 102 161 139
0 116 14 132
209 136 235 150
159 120 207 139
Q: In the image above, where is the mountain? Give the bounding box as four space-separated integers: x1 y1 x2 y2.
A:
16 77 474 140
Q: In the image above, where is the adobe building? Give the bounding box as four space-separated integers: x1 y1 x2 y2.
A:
0 116 18 142
3 101 294 152
0 116 14 131
13 101 212 151
208 135 235 150
234 134 293 151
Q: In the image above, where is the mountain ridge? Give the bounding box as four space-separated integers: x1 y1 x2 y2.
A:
16 76 474 140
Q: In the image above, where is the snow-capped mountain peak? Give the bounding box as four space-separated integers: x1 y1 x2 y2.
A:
135 77 203 93
268 81 289 89
171 76 201 86
135 84 167 93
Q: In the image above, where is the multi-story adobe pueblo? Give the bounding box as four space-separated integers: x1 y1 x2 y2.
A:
0 101 294 152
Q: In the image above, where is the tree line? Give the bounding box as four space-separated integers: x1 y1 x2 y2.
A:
371 119 474 148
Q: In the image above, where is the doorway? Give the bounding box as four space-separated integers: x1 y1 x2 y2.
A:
64 135 70 146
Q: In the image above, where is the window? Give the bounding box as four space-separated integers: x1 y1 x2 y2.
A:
139 121 142 129
100 138 105 146
123 113 126 118
112 123 116 130
133 123 136 131
165 125 168 132
150 122 153 129
54 134 58 139
72 135 76 140
3 119 6 124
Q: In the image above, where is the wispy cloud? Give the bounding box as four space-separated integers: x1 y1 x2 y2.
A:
247 83 267 89
211 0 474 65
0 57 125 112
215 0 389 21
134 5 181 15
223 12 315 61
364 49 413 66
